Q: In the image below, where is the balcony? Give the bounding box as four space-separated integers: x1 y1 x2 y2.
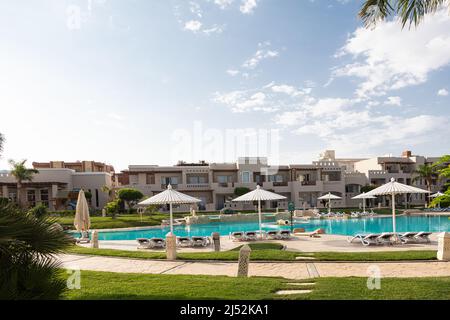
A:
273 181 288 187
161 184 178 189
301 181 316 186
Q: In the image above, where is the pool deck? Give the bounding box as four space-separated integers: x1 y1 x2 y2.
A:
60 253 450 280
78 233 440 253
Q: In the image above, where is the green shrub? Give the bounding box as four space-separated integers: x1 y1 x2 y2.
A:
234 187 250 197
28 204 48 219
0 202 73 299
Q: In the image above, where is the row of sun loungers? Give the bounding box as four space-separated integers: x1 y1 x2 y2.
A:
424 207 450 212
137 236 211 249
348 232 432 246
229 230 292 241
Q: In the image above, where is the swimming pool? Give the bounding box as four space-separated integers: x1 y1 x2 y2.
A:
89 215 450 241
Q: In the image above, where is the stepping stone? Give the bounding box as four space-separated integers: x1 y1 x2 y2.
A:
276 290 312 295
286 282 315 286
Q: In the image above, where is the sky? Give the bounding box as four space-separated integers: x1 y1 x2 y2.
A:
0 0 449 171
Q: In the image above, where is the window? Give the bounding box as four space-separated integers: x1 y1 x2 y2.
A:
242 171 250 183
161 177 179 185
217 176 229 183
95 189 99 207
188 176 207 184
269 175 283 182
40 189 49 207
27 190 36 207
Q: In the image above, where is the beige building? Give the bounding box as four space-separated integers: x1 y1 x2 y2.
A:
0 166 115 210
120 150 448 212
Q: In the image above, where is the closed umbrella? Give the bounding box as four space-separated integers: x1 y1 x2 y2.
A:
365 177 429 241
352 192 376 213
138 184 201 235
232 185 286 239
74 189 91 235
318 192 342 214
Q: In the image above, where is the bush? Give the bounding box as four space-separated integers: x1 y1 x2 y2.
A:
28 204 48 219
234 187 250 197
117 188 144 213
105 200 121 215
0 202 73 299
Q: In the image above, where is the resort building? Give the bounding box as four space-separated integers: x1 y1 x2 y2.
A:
0 161 117 210
119 150 448 212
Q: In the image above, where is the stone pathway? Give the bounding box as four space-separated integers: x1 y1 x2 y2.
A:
59 254 450 280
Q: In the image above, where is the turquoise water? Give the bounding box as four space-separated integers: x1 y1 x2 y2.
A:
88 215 450 241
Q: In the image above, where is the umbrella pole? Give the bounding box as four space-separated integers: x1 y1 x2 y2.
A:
169 203 174 235
258 199 262 240
328 199 331 214
363 199 365 213
392 193 397 242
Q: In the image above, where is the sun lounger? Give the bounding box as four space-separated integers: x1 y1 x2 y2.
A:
278 230 292 240
230 231 245 241
76 231 90 244
244 231 258 241
376 232 394 245
266 230 280 240
191 236 210 247
150 237 166 248
177 236 193 247
399 232 419 244
293 228 324 238
348 233 381 246
414 232 432 243
137 238 153 249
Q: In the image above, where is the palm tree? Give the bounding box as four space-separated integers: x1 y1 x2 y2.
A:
0 133 4 157
8 160 39 208
101 185 116 202
412 164 438 204
0 202 73 299
433 155 450 179
359 0 449 28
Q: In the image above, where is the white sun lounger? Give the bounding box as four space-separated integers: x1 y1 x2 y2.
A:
230 231 245 241
266 230 280 240
278 230 292 240
348 233 381 246
177 236 193 247
399 232 419 244
414 232 432 243
376 232 394 245
191 236 210 247
244 231 258 241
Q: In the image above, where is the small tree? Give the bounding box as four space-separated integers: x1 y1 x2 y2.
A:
28 203 48 219
234 187 250 197
117 188 144 213
104 199 121 219
8 160 39 208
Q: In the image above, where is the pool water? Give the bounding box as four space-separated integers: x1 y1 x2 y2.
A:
89 215 450 241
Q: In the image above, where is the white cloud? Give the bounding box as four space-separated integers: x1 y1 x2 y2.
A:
334 9 450 97
271 84 304 97
240 0 258 14
184 20 202 32
214 0 234 9
438 88 449 96
226 69 240 76
213 90 271 113
385 96 402 106
242 42 279 69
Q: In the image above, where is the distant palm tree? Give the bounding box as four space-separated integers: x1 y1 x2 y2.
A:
0 133 4 157
360 0 449 28
8 160 39 208
101 185 116 202
412 164 438 203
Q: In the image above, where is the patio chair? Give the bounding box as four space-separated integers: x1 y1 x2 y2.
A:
399 232 419 244
150 238 166 248
414 232 432 243
293 228 323 238
376 233 394 245
230 231 245 241
76 231 90 244
348 233 381 246
266 230 280 240
278 230 292 240
137 238 153 249
191 236 210 247
177 236 193 247
244 231 258 241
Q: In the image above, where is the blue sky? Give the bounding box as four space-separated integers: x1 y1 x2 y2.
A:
0 0 449 171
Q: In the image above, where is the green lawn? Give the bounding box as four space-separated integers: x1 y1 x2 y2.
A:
62 271 450 300
65 245 437 261
53 213 190 230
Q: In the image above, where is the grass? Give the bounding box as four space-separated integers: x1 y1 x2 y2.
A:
65 244 437 262
65 242 299 261
54 213 190 230
62 271 450 300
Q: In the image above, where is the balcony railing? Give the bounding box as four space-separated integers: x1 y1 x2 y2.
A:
273 182 288 187
301 181 316 186
161 184 178 189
